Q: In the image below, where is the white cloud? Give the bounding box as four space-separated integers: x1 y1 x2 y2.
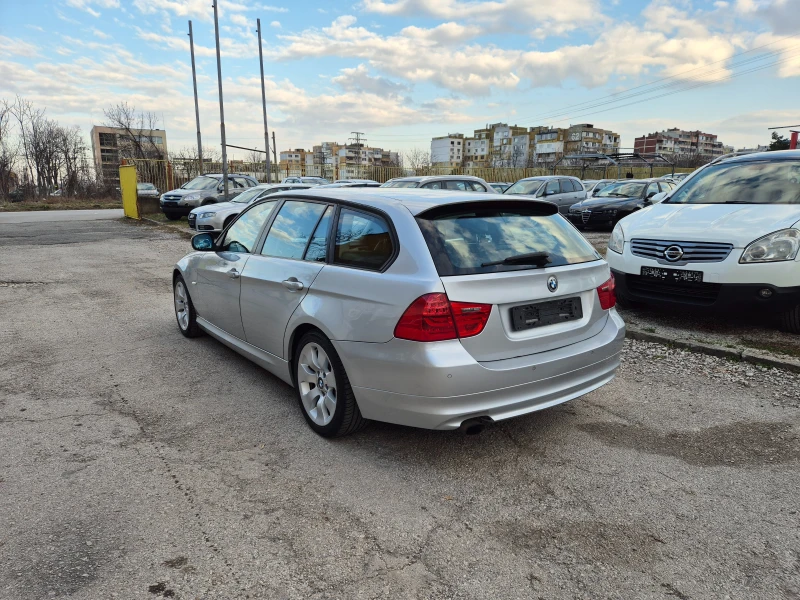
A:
65 0 120 17
91 28 112 40
270 21 281 28
271 13 742 96
130 0 286 21
361 0 605 37
331 64 410 97
735 0 800 35
0 36 39 58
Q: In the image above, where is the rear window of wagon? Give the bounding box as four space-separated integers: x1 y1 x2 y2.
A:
416 201 601 276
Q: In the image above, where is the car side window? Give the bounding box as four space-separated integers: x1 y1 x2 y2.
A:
647 182 660 197
445 181 469 191
218 201 278 253
262 201 327 260
421 181 443 190
572 180 584 192
469 182 488 192
545 180 560 195
303 206 333 262
559 179 573 193
334 208 393 270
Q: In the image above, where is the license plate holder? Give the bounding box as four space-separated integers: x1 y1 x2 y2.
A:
511 297 583 331
640 266 703 283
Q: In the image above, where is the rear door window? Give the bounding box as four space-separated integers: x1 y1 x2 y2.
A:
416 202 601 276
559 179 575 193
303 206 333 262
261 201 328 260
334 208 394 270
468 181 488 192
421 181 444 190
445 181 469 191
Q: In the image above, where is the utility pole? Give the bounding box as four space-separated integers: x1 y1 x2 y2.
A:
212 1 228 199
349 132 365 178
188 20 203 172
271 131 277 177
256 19 271 183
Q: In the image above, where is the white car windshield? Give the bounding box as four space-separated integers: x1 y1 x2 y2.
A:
182 176 218 190
505 180 544 195
666 160 800 205
233 187 268 204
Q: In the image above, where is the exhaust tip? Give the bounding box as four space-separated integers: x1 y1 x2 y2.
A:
458 416 494 436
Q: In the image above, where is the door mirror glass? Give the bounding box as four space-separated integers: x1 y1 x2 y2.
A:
191 233 215 251
650 191 667 203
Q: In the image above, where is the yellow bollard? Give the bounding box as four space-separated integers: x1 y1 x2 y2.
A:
119 165 139 219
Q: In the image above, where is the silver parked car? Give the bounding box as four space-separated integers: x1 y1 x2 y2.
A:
281 176 329 185
160 173 259 220
173 189 625 437
188 183 312 232
381 175 492 192
504 176 586 214
137 182 160 199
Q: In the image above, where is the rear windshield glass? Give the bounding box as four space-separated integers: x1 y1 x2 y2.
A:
232 187 267 203
417 204 601 276
666 160 800 204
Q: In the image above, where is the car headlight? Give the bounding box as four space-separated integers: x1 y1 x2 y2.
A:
740 229 800 263
183 193 201 202
608 223 624 254
199 212 216 219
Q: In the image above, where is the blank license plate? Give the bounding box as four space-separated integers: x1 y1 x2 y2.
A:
641 266 703 283
511 297 583 331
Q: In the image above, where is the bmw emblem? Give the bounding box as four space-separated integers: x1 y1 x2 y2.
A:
547 275 558 293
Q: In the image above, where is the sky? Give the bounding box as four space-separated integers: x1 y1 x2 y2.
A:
1 0 799 159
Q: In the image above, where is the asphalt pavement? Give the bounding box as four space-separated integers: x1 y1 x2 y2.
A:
0 219 798 599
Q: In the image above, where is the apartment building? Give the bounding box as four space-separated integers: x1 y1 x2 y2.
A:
90 125 168 183
298 141 399 177
634 128 726 156
431 134 465 167
531 127 567 163
464 127 492 167
491 123 529 166
564 123 621 155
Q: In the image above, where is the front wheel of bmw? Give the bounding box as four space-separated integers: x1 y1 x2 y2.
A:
174 275 202 338
294 332 366 437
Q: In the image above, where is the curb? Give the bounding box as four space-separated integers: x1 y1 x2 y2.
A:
626 327 800 374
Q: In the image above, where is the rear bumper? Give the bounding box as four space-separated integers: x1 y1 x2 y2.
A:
333 309 626 430
613 269 800 310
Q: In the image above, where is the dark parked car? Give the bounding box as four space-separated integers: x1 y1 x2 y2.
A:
137 183 160 199
160 173 259 220
567 179 674 229
489 182 512 193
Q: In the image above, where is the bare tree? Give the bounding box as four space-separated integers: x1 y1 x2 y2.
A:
58 126 88 197
0 99 19 199
404 147 431 171
103 102 164 161
169 145 220 180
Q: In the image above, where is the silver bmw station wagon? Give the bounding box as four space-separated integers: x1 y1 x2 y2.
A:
173 189 626 437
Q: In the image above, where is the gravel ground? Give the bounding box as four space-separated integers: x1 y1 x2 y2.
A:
1 219 799 599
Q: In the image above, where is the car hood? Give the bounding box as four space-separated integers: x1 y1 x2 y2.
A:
189 201 239 215
573 196 640 210
618 203 800 247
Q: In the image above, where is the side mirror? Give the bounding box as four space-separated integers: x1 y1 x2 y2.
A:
191 233 215 251
646 191 657 200
650 192 667 204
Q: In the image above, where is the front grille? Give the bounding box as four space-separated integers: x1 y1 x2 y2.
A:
188 214 196 229
163 195 181 203
627 275 721 306
582 209 590 224
631 239 733 263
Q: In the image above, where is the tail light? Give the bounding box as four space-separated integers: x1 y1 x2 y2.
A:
395 293 491 342
596 274 616 310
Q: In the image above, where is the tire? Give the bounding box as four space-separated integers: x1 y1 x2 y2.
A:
201 198 215 206
294 331 367 437
173 275 202 338
164 213 182 221
780 304 800 334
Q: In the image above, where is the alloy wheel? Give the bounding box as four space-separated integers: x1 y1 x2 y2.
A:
174 281 190 331
297 343 337 426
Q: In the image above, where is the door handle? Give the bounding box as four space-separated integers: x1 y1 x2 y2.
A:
227 268 240 279
281 278 304 291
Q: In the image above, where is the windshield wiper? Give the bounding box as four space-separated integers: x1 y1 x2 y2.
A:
481 251 551 268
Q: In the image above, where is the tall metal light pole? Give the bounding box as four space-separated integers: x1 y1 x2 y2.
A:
212 1 228 198
188 20 203 171
256 19 271 183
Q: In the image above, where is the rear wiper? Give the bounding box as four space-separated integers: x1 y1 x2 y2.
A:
481 251 551 267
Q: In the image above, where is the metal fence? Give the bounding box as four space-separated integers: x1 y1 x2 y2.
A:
128 159 692 190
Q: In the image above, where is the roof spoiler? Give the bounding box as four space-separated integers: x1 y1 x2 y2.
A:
416 199 558 220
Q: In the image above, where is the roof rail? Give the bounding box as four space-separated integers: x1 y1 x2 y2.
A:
709 149 760 164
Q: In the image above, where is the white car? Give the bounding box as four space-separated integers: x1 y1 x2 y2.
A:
188 183 311 233
606 150 800 332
